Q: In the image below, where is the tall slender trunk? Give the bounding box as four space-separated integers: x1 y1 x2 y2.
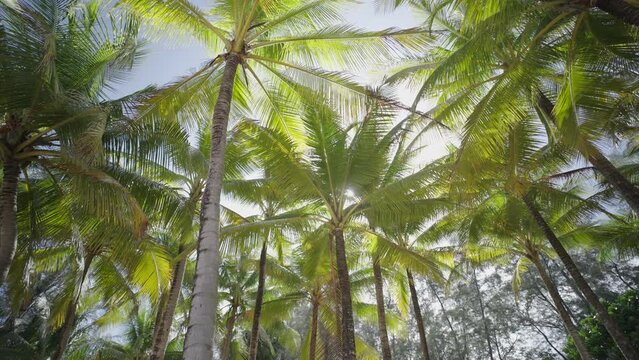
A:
183 53 240 360
472 268 495 360
529 253 593 360
593 0 639 26
0 159 19 282
536 92 639 214
523 193 639 360
333 228 356 360
428 282 463 360
52 254 94 360
151 256 188 360
248 240 268 360
328 232 343 351
310 297 319 360
372 255 392 360
586 148 639 214
220 301 238 360
406 269 430 360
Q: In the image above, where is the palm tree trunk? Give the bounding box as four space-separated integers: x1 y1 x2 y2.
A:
585 148 639 214
328 232 343 352
536 92 639 214
0 159 19 282
310 297 319 360
151 256 188 360
406 269 431 360
333 228 356 360
523 193 639 360
593 0 639 26
428 282 463 360
220 301 238 360
183 53 240 360
529 253 593 360
372 255 392 360
472 268 495 360
248 240 268 360
51 254 94 360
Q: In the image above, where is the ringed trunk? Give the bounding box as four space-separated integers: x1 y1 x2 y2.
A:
406 269 431 360
151 256 188 360
536 92 639 214
310 297 319 360
183 53 240 360
333 228 357 360
0 159 19 282
51 254 94 360
529 253 593 360
523 193 639 360
220 301 238 360
372 255 392 360
248 240 268 360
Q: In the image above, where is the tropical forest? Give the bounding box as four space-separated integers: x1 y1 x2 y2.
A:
2 0 639 359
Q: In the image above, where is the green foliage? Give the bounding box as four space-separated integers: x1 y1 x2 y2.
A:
566 289 639 360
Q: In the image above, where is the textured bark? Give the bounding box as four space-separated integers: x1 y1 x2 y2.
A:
183 53 240 360
472 268 495 360
310 298 319 360
328 232 343 351
333 228 356 360
587 149 639 214
372 256 392 360
407 269 431 360
0 159 19 282
530 254 593 360
248 240 268 360
536 91 639 214
51 254 93 360
220 302 238 360
151 256 188 360
594 0 639 26
523 193 639 360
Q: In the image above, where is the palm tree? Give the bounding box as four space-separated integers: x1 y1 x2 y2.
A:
245 99 443 359
117 1 432 355
438 114 639 359
386 0 639 215
222 176 314 360
425 188 597 359
0 0 148 282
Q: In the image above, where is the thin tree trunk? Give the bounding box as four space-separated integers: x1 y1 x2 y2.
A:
586 149 639 214
310 297 319 360
472 268 495 360
51 254 94 360
333 228 356 360
183 53 240 360
406 269 431 360
428 282 463 360
220 301 238 360
248 240 268 360
594 0 639 26
151 256 188 360
328 232 343 352
0 159 19 282
529 253 593 360
372 255 392 360
523 193 639 360
536 92 639 214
